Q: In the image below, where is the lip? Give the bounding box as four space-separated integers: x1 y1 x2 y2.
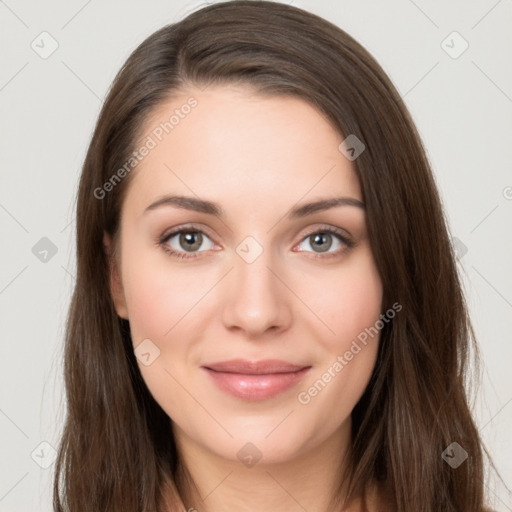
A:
202 359 311 401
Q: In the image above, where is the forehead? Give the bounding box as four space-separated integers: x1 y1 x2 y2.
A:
122 85 361 217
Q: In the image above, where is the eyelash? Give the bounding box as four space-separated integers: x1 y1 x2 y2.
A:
157 224 356 261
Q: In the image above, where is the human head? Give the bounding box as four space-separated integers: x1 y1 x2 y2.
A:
54 2 487 511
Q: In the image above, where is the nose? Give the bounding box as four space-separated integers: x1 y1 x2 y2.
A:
221 241 292 338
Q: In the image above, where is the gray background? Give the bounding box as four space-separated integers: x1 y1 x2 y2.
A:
1 0 511 510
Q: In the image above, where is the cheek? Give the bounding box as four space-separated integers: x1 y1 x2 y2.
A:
121 240 205 344
291 247 383 414
337 263 383 341
298 247 383 350
295 255 383 431
121 247 205 418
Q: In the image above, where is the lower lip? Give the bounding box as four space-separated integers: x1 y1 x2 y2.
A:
203 367 311 401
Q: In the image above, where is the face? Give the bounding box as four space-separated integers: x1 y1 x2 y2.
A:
105 84 383 465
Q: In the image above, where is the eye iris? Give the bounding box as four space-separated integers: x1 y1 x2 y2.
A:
180 231 202 252
311 232 332 253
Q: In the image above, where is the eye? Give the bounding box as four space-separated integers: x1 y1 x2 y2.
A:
158 224 355 261
294 226 355 258
159 227 216 259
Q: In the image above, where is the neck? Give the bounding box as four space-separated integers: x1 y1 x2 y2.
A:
171 418 367 512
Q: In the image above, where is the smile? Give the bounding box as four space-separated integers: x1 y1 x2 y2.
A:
202 359 312 401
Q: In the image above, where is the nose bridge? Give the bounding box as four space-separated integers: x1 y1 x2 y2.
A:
221 233 290 334
234 233 281 307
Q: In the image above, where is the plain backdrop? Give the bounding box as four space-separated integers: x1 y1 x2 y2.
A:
1 0 511 510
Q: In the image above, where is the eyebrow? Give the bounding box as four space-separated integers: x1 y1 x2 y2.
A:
143 194 365 218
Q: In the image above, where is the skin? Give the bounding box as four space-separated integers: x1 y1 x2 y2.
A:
104 84 384 512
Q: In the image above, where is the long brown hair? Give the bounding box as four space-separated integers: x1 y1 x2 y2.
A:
53 1 498 510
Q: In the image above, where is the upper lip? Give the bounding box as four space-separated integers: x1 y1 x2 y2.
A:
203 359 310 375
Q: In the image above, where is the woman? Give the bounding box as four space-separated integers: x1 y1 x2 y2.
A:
53 1 498 511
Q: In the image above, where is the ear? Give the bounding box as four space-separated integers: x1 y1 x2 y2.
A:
103 231 129 319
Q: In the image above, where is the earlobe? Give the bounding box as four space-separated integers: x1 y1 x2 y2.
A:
103 231 129 320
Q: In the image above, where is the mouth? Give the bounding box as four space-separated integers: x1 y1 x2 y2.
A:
202 359 312 401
